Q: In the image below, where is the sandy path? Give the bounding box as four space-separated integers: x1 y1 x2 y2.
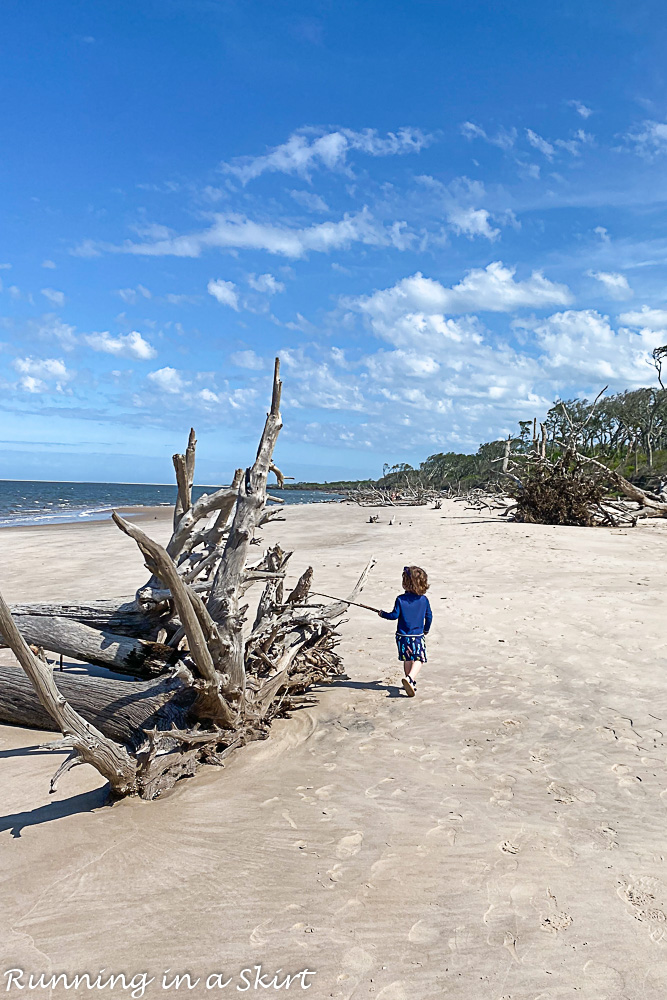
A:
1 502 667 999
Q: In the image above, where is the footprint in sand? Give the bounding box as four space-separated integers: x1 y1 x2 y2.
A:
587 824 618 851
540 910 573 932
546 781 596 804
583 960 624 996
422 822 457 848
611 764 645 797
618 875 667 942
489 775 516 807
365 777 395 798
370 853 400 881
336 831 363 859
546 836 578 866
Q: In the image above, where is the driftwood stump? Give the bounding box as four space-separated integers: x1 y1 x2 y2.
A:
0 358 375 800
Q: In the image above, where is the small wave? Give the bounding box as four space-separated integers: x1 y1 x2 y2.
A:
0 506 116 528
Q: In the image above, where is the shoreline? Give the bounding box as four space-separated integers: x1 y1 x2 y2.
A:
0 504 175 534
0 496 346 533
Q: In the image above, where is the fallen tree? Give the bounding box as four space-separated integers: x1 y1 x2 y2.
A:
0 359 374 800
456 398 667 527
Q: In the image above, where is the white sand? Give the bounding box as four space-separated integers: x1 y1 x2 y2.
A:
1 502 667 999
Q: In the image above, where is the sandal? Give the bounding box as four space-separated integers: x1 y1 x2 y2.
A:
402 675 416 697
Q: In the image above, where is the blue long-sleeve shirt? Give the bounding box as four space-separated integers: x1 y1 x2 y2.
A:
380 592 433 636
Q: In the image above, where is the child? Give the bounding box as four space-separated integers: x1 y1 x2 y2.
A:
378 565 432 697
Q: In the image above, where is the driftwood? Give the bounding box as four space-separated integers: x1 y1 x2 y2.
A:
0 614 176 677
0 358 373 800
349 483 436 506
4 600 167 638
0 667 191 746
458 392 667 527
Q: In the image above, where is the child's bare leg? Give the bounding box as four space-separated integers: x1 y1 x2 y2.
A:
403 660 413 677
408 661 423 682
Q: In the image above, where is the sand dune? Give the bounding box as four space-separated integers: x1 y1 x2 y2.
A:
1 501 667 998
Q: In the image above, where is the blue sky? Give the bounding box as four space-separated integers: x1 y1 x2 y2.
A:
2 0 667 483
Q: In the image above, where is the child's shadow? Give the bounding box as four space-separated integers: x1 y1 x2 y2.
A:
330 678 404 699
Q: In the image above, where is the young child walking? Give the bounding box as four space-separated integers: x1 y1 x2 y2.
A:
378 565 432 697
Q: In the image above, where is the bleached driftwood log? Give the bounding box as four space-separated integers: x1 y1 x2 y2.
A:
0 614 176 677
0 358 373 800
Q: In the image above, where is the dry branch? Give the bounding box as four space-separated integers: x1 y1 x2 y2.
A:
0 356 360 801
0 592 138 796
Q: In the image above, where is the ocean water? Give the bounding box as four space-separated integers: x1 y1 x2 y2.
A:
0 480 341 528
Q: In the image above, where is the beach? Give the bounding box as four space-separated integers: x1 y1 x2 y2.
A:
1 501 667 999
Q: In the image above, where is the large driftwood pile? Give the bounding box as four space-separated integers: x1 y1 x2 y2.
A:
0 360 373 800
348 483 445 507
458 402 667 527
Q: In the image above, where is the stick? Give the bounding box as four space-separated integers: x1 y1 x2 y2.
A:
310 591 381 613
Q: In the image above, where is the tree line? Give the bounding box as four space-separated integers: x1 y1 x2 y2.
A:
288 360 667 494
382 382 667 493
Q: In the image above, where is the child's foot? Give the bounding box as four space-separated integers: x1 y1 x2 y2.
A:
402 675 417 697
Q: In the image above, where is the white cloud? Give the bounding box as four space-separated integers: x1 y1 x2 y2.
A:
447 205 499 241
354 263 572 320
290 189 330 213
526 127 592 159
460 122 517 150
619 305 667 331
37 316 78 349
230 349 265 370
521 309 663 383
84 330 157 360
586 270 632 299
526 129 555 159
594 226 610 243
41 288 65 307
417 175 500 241
147 367 186 394
0 263 11 270
70 239 101 258
13 356 73 393
117 285 152 304
198 388 220 405
19 376 46 393
624 120 667 159
276 290 663 454
164 292 198 305
569 100 593 119
42 259 56 269
134 368 258 415
207 278 239 309
116 207 402 260
247 273 285 294
222 127 432 183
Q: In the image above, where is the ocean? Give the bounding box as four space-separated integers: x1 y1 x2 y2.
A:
0 480 342 528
